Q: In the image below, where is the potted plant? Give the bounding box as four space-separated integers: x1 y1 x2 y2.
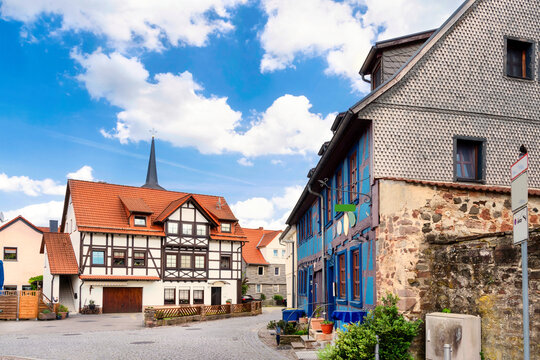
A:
320 320 334 334
226 299 232 304
57 304 69 320
273 294 284 306
88 299 96 310
310 308 324 331
299 316 308 324
38 309 56 320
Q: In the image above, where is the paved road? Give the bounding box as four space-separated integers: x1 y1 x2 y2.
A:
0 308 287 360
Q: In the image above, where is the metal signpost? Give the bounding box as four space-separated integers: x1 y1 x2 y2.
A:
511 152 529 360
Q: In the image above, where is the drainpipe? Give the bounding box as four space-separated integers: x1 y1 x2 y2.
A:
79 280 84 312
307 183 325 319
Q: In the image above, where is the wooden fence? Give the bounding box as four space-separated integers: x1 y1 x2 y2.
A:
144 301 263 327
0 290 53 320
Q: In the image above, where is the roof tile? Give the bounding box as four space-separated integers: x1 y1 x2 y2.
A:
242 227 282 265
40 233 78 275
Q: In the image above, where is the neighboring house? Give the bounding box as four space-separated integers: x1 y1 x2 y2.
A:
279 225 297 308
0 216 49 290
41 137 247 313
242 227 285 301
287 0 539 357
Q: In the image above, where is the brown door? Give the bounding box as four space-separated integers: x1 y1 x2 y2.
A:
102 287 142 313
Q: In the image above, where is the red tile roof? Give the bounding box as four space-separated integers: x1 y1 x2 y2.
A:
79 275 160 281
119 196 153 214
65 180 245 241
40 232 79 275
0 215 46 234
37 227 50 233
380 177 540 195
242 227 282 265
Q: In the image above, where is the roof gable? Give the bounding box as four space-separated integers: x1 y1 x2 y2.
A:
242 227 282 265
155 195 219 226
0 216 44 234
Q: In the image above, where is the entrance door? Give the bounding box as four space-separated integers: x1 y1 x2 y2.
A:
211 287 221 305
327 265 335 319
102 287 142 313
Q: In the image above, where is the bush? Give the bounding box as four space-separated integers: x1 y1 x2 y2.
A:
260 293 266 300
273 294 283 301
42 309 51 314
58 305 69 313
267 320 277 329
318 294 421 360
276 320 297 335
28 275 43 290
295 329 308 335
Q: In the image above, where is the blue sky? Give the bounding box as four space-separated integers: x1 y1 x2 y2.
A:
0 0 460 227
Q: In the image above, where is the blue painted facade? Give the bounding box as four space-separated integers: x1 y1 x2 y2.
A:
294 124 376 325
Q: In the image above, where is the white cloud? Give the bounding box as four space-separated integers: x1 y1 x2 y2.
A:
271 159 284 165
0 0 246 51
4 200 64 226
231 185 303 229
67 165 94 181
237 158 254 167
259 0 461 91
74 50 334 157
0 173 65 196
0 165 94 197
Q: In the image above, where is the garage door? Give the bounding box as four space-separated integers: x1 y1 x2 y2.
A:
102 287 142 313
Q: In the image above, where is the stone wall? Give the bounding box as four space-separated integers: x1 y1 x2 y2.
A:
376 179 540 359
245 264 287 300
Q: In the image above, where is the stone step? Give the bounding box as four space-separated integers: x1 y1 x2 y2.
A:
300 335 317 349
294 350 319 360
291 342 305 349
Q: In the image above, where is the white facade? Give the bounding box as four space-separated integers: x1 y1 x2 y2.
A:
281 226 297 308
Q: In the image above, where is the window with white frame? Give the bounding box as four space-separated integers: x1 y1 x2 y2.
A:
196 224 206 236
273 249 278 257
167 222 178 234
193 290 204 304
164 288 175 305
180 254 191 268
194 255 205 269
256 284 261 293
179 289 190 304
182 223 193 235
166 254 177 268
134 216 146 227
221 223 231 232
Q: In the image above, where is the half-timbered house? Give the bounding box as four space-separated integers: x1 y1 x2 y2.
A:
42 138 246 313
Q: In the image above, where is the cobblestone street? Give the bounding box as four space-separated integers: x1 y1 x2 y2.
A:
0 308 287 360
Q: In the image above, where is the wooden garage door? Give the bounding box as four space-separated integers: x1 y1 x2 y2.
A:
102 287 142 313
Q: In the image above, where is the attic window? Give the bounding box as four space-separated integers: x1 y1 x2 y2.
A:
505 37 534 80
134 216 146 227
221 223 231 233
371 61 382 90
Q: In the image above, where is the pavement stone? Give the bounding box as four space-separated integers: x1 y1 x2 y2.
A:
0 308 287 360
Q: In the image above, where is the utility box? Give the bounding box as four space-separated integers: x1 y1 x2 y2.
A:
425 312 481 360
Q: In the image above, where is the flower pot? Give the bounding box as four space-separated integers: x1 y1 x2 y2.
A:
299 317 308 324
310 318 324 331
321 323 334 334
38 312 56 320
89 304 96 310
58 312 68 320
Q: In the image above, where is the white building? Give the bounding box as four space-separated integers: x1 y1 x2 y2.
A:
41 138 246 313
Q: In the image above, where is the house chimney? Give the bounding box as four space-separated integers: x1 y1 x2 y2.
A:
259 227 263 230
49 220 58 233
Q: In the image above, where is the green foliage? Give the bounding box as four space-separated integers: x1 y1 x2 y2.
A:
28 275 43 290
273 294 283 301
42 309 51 314
58 304 69 313
480 351 485 360
294 329 309 335
322 320 334 325
267 320 277 329
260 293 266 300
442 308 451 313
88 299 95 305
241 272 249 295
317 294 422 360
275 320 297 335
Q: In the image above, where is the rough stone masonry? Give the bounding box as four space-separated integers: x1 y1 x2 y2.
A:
376 179 539 359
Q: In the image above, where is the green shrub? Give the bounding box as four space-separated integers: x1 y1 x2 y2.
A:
275 320 297 335
58 305 69 313
273 294 283 301
318 294 421 360
260 293 266 300
28 275 43 290
267 320 277 329
295 329 309 335
42 309 51 314
442 308 451 313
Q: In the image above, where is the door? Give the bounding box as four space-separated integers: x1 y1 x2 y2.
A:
102 287 142 313
211 287 221 305
327 265 335 319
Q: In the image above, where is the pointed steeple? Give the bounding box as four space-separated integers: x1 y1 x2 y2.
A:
142 136 165 190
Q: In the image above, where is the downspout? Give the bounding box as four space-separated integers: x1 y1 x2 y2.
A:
51 275 55 301
79 279 84 312
361 73 371 84
307 183 325 319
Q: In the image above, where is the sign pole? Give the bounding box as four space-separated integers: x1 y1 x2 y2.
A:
511 149 530 360
521 238 529 360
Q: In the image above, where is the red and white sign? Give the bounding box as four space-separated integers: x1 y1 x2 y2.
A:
511 154 529 180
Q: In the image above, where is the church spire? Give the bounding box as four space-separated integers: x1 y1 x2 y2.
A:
142 136 165 190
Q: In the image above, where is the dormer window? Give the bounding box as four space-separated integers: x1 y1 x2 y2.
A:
221 223 231 233
371 61 382 90
134 216 146 227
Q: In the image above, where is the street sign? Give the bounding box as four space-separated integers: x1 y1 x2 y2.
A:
513 206 528 244
335 204 356 212
511 153 528 180
512 172 528 211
